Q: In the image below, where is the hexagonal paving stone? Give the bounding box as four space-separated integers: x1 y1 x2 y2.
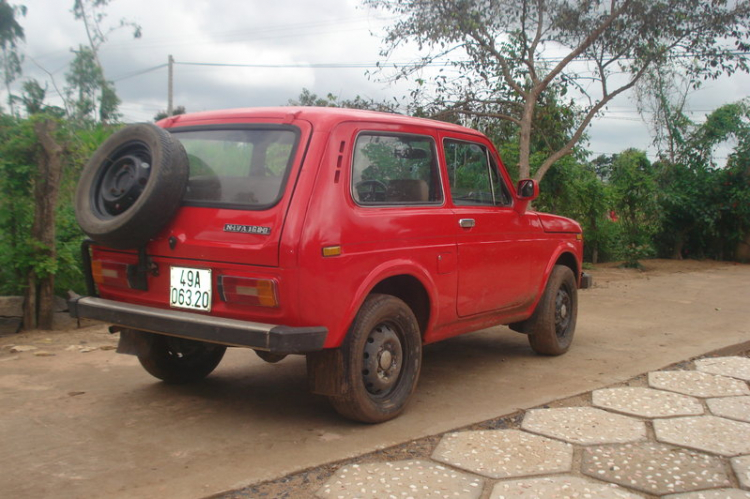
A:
649 371 750 398
593 387 704 418
707 396 750 423
731 454 750 489
696 356 750 382
490 475 644 499
664 489 750 498
521 406 646 445
315 459 484 499
582 442 731 495
654 415 750 456
431 429 572 479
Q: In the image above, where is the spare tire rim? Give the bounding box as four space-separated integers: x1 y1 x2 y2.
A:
362 323 403 397
554 286 572 337
92 141 152 219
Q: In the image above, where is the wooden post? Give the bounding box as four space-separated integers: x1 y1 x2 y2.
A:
25 120 64 330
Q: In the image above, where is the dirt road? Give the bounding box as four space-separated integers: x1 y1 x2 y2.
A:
1 260 748 499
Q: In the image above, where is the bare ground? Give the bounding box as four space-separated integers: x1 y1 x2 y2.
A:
0 260 748 498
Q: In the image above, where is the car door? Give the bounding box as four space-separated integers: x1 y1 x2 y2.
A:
443 136 539 317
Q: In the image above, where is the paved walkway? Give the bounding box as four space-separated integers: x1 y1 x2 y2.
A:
313 355 750 499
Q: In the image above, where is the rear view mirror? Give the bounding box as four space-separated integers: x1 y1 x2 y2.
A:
517 179 539 200
515 179 539 214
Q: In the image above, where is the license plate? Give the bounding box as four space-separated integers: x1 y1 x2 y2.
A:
170 267 212 312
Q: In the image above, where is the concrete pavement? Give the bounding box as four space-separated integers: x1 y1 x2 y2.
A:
300 354 750 498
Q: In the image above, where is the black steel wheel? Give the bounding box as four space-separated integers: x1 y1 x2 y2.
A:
137 334 226 384
328 294 422 423
75 123 188 249
527 265 578 356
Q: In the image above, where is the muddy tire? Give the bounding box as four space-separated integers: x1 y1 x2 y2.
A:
526 265 578 356
75 123 189 249
329 294 422 423
137 335 226 384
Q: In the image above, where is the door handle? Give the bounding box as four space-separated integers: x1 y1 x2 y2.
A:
459 218 475 228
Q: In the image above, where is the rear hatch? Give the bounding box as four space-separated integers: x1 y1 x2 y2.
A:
147 116 312 267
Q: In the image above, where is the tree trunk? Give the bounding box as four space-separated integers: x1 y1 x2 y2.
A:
672 230 687 260
24 120 64 330
23 273 37 330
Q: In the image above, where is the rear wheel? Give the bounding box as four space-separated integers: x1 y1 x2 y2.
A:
329 294 422 423
526 265 578 356
137 335 226 384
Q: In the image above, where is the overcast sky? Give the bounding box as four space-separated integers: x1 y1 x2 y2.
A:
10 0 750 161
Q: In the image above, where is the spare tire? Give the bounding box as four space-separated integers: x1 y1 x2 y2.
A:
75 123 189 249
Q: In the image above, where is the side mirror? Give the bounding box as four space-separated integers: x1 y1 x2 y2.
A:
515 179 539 214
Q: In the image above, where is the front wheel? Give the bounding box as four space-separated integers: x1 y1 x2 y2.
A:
526 265 578 356
137 334 226 384
329 294 422 423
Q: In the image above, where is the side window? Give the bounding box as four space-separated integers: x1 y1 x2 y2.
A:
444 139 512 206
351 133 443 205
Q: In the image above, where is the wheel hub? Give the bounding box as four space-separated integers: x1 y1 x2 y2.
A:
555 288 572 336
100 154 151 215
362 324 403 395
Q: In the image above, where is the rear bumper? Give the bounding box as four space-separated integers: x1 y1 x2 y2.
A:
68 296 328 354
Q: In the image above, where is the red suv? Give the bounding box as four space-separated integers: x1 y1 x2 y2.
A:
69 107 591 422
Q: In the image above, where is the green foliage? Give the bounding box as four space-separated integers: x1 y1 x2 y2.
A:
608 149 660 267
153 105 186 122
366 0 750 182
0 0 26 114
0 112 115 296
65 45 121 125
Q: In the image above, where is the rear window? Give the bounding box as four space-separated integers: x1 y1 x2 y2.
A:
172 126 299 209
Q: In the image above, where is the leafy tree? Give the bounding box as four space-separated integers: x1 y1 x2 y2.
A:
608 149 660 267
0 0 25 115
365 0 750 182
0 78 116 328
13 79 65 117
154 105 185 121
65 45 120 125
69 0 141 124
636 63 695 165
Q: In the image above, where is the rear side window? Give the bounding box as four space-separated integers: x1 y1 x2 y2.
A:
444 139 512 206
172 127 299 209
351 133 443 206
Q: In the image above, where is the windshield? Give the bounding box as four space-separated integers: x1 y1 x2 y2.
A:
172 126 299 209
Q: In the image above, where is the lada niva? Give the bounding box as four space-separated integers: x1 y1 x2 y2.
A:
69 107 591 423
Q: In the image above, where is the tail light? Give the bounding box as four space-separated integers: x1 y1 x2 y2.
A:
91 260 130 289
218 276 279 308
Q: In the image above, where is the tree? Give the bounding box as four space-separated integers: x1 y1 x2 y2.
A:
365 0 750 182
0 0 26 115
70 0 141 124
65 45 120 124
154 105 185 121
636 63 694 165
608 149 660 267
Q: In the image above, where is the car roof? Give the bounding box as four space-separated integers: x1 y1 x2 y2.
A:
159 106 485 137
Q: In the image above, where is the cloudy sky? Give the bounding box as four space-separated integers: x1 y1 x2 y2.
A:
10 0 750 160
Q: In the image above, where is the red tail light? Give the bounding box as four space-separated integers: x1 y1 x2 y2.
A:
91 260 130 289
218 276 279 308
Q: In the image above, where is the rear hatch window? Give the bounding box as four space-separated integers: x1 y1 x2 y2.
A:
173 126 299 209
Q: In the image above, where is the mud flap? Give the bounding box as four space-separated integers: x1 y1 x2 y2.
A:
115 328 155 356
306 348 351 396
